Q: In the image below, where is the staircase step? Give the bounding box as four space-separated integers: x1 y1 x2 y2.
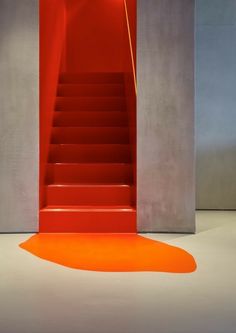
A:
53 111 128 127
39 206 136 233
46 184 132 205
57 84 124 96
41 205 134 210
59 73 124 84
46 163 133 184
49 144 131 163
51 127 129 144
55 97 126 111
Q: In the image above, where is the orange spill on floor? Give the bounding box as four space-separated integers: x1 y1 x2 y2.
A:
19 234 196 273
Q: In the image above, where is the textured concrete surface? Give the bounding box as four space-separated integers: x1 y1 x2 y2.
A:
0 211 236 333
0 0 235 232
196 0 236 209
0 0 39 232
137 0 195 232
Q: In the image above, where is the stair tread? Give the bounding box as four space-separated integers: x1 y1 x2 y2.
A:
56 96 125 99
51 142 130 145
48 162 131 165
50 182 132 185
47 184 131 188
54 111 127 115
41 205 136 212
58 83 124 86
54 110 126 113
53 125 128 128
53 126 128 128
54 108 127 114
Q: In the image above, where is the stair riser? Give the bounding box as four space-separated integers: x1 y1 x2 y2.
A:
49 145 131 163
53 112 128 127
47 186 132 205
59 73 124 84
51 128 129 144
46 164 133 184
39 210 136 233
57 84 124 97
55 97 126 111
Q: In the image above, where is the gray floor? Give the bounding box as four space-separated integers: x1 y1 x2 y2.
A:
0 211 236 333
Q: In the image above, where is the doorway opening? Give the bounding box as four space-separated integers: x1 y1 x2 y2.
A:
39 0 137 232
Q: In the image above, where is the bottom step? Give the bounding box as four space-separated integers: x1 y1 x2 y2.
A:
39 206 136 233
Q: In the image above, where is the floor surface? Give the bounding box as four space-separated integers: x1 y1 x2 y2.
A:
0 211 236 333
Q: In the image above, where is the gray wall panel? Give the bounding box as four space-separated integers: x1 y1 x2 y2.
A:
196 0 236 209
1 0 234 232
137 0 195 232
0 0 39 232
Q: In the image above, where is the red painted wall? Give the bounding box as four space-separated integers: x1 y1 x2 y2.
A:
64 0 126 73
40 0 66 207
123 0 137 206
124 0 136 67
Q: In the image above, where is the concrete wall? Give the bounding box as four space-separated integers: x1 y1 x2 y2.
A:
0 0 38 232
196 0 236 209
2 0 234 232
137 0 195 232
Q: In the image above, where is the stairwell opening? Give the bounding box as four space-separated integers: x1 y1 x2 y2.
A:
39 0 137 232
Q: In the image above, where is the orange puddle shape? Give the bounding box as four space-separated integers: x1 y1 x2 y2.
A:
19 234 196 273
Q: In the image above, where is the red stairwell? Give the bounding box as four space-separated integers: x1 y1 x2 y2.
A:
39 73 136 232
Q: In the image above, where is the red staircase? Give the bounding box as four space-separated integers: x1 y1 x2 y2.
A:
40 73 136 232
